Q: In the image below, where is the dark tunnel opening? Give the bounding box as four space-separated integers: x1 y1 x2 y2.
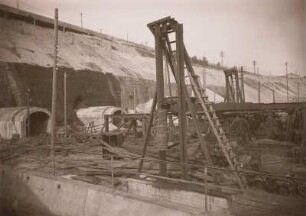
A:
112 110 123 127
26 112 49 137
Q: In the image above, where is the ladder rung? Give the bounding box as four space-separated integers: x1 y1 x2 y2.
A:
172 50 176 53
167 30 175 33
169 40 176 44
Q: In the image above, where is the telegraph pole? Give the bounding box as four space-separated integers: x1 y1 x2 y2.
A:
257 67 261 103
51 8 59 177
64 71 67 130
285 62 289 102
202 68 206 96
253 60 256 74
297 74 300 102
220 51 224 67
80 12 83 28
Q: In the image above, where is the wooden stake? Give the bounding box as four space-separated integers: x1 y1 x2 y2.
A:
64 71 67 130
204 167 208 212
111 155 114 187
51 8 59 177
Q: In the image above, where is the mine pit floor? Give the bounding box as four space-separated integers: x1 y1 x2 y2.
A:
0 135 306 216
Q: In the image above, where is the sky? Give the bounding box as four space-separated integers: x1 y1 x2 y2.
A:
1 0 305 76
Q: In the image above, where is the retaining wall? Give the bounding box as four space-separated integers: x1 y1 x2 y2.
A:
0 166 210 216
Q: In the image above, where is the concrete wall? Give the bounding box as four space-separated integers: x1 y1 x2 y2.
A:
0 166 198 216
124 178 230 212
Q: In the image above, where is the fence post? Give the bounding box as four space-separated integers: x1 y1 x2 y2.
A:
204 167 208 212
111 155 114 188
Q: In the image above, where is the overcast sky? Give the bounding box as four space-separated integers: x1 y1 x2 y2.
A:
1 0 305 76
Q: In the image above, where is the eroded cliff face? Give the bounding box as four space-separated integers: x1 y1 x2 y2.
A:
0 5 305 122
0 63 155 125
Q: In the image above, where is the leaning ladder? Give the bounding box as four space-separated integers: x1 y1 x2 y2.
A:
152 17 247 190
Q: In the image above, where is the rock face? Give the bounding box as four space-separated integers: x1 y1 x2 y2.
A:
0 6 157 124
0 62 155 124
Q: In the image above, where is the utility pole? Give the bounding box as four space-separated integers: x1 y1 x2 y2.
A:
202 68 206 96
64 71 67 130
51 8 59 177
240 66 245 102
133 83 137 112
257 67 261 103
220 51 224 67
285 62 289 102
16 0 19 9
253 60 256 74
80 12 83 28
297 75 300 102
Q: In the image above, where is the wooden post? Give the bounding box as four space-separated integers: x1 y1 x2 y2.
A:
204 167 208 212
142 118 146 143
155 28 164 106
258 80 261 103
176 24 187 179
138 92 157 172
235 73 240 102
240 66 245 102
64 71 67 130
26 88 31 137
202 68 206 96
303 109 306 148
111 155 114 187
133 84 137 112
133 120 137 139
285 62 289 102
104 115 109 132
51 8 59 177
101 141 104 159
80 12 83 28
225 75 229 102
297 82 300 102
272 89 275 103
168 115 173 142
155 26 168 177
166 62 172 97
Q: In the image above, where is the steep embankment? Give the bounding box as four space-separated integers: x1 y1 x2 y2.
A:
0 6 305 122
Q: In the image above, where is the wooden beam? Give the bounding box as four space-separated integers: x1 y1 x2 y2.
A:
176 24 188 179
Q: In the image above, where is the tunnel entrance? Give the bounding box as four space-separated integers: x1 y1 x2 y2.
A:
26 112 50 137
112 110 123 126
